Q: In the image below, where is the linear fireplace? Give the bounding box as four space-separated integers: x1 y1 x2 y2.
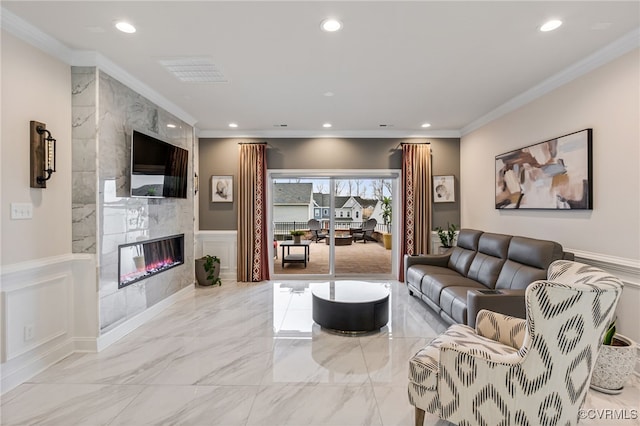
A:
118 234 184 288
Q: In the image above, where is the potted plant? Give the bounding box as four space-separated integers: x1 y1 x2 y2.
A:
435 223 457 253
290 230 305 244
590 319 636 394
381 196 392 250
195 255 222 286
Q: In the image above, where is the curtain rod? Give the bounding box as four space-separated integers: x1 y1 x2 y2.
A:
238 142 268 145
395 141 431 150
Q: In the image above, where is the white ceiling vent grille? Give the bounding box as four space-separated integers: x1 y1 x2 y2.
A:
158 57 227 83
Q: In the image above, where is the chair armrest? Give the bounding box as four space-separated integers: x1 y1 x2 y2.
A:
439 341 522 365
466 289 526 328
474 309 526 349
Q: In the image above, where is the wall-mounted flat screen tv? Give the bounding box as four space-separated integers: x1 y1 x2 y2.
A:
130 130 189 199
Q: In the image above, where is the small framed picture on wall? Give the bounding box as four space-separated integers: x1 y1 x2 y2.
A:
211 175 233 202
433 175 455 203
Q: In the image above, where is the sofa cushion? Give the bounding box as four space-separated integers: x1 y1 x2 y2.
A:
455 229 483 251
440 285 485 324
446 229 482 276
495 261 547 290
505 236 563 269
495 236 564 289
423 274 481 304
466 233 511 287
447 248 476 276
406 265 459 288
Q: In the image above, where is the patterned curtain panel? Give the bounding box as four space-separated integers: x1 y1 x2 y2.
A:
400 143 432 281
238 143 269 282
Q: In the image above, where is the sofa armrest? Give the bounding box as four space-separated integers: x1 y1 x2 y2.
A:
466 289 526 328
475 310 526 349
404 253 450 269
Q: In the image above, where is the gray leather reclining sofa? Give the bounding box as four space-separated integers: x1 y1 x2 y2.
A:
405 229 573 327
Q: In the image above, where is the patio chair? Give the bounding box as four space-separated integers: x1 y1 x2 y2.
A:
307 219 328 243
351 218 377 243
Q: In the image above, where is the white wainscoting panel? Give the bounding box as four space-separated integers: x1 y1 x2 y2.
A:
3 273 69 361
570 249 640 376
196 231 237 280
1 254 97 393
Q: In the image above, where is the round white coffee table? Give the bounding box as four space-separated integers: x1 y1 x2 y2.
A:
310 281 390 334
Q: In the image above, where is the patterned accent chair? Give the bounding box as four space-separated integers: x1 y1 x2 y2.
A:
408 260 623 426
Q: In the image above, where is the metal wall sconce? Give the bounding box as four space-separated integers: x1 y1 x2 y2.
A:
30 120 57 188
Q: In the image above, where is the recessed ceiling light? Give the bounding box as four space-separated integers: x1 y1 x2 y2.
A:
323 91 335 97
321 19 342 32
167 124 177 128
322 123 332 128
421 123 431 128
115 21 136 34
228 123 238 128
540 20 562 32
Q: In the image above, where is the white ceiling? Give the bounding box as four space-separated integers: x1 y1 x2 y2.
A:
2 1 639 137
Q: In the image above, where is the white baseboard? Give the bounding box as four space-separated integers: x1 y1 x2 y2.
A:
1 338 76 394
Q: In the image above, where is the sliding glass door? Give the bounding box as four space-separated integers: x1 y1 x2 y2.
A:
333 178 393 275
268 170 397 279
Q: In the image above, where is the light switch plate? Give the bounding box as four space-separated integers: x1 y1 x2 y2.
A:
10 203 33 220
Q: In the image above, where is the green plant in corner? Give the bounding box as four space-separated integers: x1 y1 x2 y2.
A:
202 255 222 286
381 196 392 233
603 319 616 345
290 230 305 236
436 223 458 248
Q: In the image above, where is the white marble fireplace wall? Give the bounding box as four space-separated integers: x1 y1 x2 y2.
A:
71 67 195 334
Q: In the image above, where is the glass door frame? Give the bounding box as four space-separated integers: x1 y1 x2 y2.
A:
267 169 400 280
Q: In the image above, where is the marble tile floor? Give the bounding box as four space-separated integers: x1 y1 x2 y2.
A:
1 280 638 425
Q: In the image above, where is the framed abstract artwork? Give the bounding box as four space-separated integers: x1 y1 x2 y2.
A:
433 175 455 203
211 175 233 202
495 129 592 209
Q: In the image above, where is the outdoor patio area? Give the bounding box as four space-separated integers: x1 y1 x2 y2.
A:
272 235 392 275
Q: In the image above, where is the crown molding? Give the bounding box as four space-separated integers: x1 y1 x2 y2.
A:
461 27 640 136
1 7 197 127
5 5 637 139
1 7 74 63
197 129 462 139
71 51 198 126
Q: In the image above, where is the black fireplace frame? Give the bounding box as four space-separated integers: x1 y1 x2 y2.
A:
117 233 185 289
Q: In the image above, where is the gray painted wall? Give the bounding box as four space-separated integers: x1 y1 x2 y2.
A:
199 137 460 231
430 137 461 231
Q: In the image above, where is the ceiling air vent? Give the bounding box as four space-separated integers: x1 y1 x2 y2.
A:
158 57 227 83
